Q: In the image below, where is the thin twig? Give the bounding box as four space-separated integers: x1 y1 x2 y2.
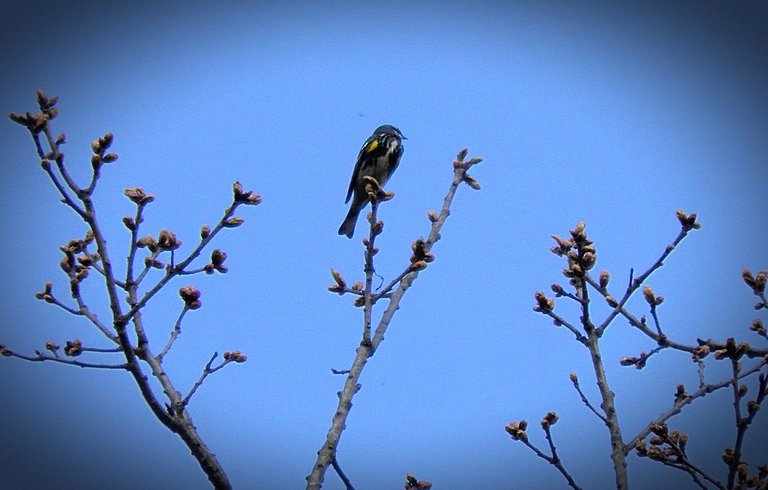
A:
133 250 160 287
652 459 709 490
45 295 84 316
125 200 148 287
90 261 126 289
557 289 585 304
361 187 382 344
727 359 745 488
4 349 128 369
517 433 582 490
32 131 87 219
696 359 706 390
372 266 412 302
181 353 230 407
176 267 210 276
68 282 120 344
157 305 190 361
535 308 588 345
543 424 582 490
43 127 82 197
649 303 662 336
570 375 608 424
80 346 123 353
331 456 356 490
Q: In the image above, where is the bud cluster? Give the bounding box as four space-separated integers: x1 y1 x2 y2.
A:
8 90 59 133
35 282 55 303
635 423 689 463
223 350 247 363
64 339 83 357
552 222 597 287
58 238 100 294
619 352 649 369
504 420 528 441
721 448 765 487
404 473 432 490
541 411 559 429
232 181 262 206
205 249 228 274
124 187 155 206
713 337 750 361
642 285 664 307
90 131 118 169
743 268 767 298
675 209 701 232
179 286 202 310
674 384 688 404
533 291 555 312
454 148 484 191
327 269 347 295
157 229 182 251
750 319 766 337
410 238 435 271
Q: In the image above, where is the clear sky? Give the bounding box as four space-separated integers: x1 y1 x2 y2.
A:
1 1 766 488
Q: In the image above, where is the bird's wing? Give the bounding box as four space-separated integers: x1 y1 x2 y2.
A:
344 134 379 203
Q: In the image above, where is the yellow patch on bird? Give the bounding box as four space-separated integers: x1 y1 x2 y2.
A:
365 140 379 153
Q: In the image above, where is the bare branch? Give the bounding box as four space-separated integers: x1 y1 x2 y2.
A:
307 149 483 490
125 194 152 287
157 305 190 362
1 346 128 370
534 305 589 346
569 373 608 424
8 92 257 489
331 455 355 490
181 352 240 407
593 219 697 336
505 418 582 490
633 423 726 490
625 359 767 453
122 199 243 324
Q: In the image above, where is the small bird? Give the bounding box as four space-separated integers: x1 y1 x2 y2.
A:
338 125 406 238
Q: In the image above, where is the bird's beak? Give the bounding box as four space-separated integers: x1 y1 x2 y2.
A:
402 135 408 140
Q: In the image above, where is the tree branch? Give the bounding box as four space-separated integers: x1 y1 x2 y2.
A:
157 305 190 361
181 352 237 407
1 346 128 370
306 148 483 490
569 373 608 424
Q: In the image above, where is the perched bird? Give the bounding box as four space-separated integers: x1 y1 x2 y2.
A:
338 125 406 238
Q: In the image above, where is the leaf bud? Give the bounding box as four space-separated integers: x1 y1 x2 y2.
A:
643 286 656 305
599 270 610 289
330 269 346 288
223 217 245 228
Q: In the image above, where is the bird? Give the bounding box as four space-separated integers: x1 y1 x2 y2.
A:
338 125 406 238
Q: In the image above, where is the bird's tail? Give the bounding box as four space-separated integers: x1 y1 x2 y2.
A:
338 206 360 238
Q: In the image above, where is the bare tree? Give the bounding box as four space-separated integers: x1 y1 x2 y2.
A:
3 90 262 489
11 90 763 490
306 149 484 489
507 213 768 489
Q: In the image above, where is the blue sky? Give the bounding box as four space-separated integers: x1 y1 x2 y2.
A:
1 1 767 488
